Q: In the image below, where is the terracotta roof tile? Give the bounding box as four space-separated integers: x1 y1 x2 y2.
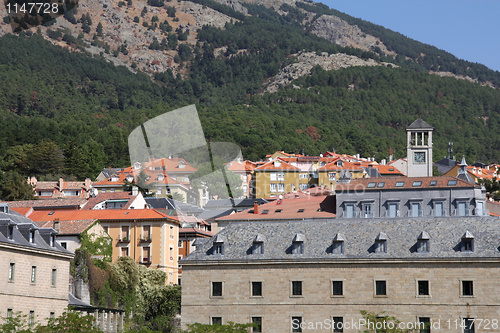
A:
36 219 97 235
28 209 177 223
216 194 335 221
254 159 300 171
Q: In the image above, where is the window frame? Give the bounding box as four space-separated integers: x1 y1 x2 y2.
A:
461 280 474 297
291 316 303 333
332 316 344 333
374 280 387 297
251 316 262 333
290 280 303 297
211 281 224 298
8 262 15 282
251 281 263 298
416 280 430 297
211 317 222 326
31 266 36 284
331 280 344 297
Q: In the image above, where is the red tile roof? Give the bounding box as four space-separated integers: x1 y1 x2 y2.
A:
28 209 178 223
35 219 97 235
369 164 406 176
335 176 477 192
254 158 300 171
82 192 140 210
216 194 335 221
227 160 258 172
3 198 87 209
10 207 33 216
318 160 365 171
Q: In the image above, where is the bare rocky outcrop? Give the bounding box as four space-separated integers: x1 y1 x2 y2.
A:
264 51 397 93
311 15 394 56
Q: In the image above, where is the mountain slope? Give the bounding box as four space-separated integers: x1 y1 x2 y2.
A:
0 0 499 182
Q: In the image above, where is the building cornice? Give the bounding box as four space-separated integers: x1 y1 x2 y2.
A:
0 241 74 259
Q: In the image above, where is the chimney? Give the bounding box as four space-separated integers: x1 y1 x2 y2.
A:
253 201 259 214
389 147 393 162
84 178 91 190
381 159 386 165
59 178 64 191
53 219 60 232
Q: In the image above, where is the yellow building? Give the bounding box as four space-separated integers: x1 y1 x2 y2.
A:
318 160 367 191
253 159 300 198
26 209 181 285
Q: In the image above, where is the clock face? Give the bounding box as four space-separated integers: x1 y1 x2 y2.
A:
414 152 426 163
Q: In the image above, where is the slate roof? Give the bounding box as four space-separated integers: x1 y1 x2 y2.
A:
145 197 204 215
335 176 477 192
407 119 434 130
0 209 71 254
182 216 500 262
434 158 458 175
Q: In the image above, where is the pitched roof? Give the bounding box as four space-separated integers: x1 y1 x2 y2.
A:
179 227 213 237
35 219 97 235
216 194 335 221
335 176 477 192
407 118 433 130
254 159 300 171
318 160 365 171
183 216 500 262
226 160 258 172
27 209 177 223
2 198 87 209
82 192 140 210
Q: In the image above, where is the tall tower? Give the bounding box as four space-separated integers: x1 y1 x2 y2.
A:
406 119 433 177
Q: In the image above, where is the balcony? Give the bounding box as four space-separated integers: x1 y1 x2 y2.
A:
430 209 448 217
118 237 130 243
140 236 152 243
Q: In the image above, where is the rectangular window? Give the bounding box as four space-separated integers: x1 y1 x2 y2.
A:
121 226 129 240
8 263 15 281
291 281 303 296
143 225 151 239
328 172 336 181
277 172 285 181
331 241 344 254
434 202 444 217
121 247 129 257
291 317 302 333
50 312 55 320
170 226 174 239
252 317 262 333
31 266 36 283
419 317 431 333
418 280 429 296
212 282 223 297
211 317 222 326
462 281 474 296
29 311 34 327
411 202 422 217
463 318 474 333
278 183 285 192
345 204 354 218
270 172 277 181
143 247 151 263
270 183 277 193
388 203 398 217
252 281 263 297
332 281 343 296
51 269 57 286
332 317 344 333
417 239 430 253
395 181 405 187
375 280 386 296
60 242 67 249
363 204 372 218
458 202 467 216
252 242 264 254
7 309 12 322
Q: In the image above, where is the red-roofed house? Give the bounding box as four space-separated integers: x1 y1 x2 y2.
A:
318 160 367 190
214 191 335 232
28 209 181 285
226 160 257 198
28 177 93 199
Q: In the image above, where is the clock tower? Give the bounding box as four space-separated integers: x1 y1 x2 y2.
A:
406 119 433 177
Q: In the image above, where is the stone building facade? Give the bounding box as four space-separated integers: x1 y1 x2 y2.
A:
181 217 500 332
0 204 73 325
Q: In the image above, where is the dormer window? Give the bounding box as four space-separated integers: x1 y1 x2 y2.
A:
291 233 305 254
126 175 134 183
111 175 119 182
374 232 387 253
274 160 281 167
179 160 185 169
7 225 14 240
461 231 474 252
331 233 345 254
157 174 165 181
213 234 225 255
29 230 35 243
252 234 266 255
50 234 55 247
417 231 430 253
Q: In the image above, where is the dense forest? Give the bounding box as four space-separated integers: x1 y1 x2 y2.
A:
0 0 500 189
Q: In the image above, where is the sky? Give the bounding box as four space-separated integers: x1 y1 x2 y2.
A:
319 0 500 72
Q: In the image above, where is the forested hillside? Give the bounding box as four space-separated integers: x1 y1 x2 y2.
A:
0 0 499 187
